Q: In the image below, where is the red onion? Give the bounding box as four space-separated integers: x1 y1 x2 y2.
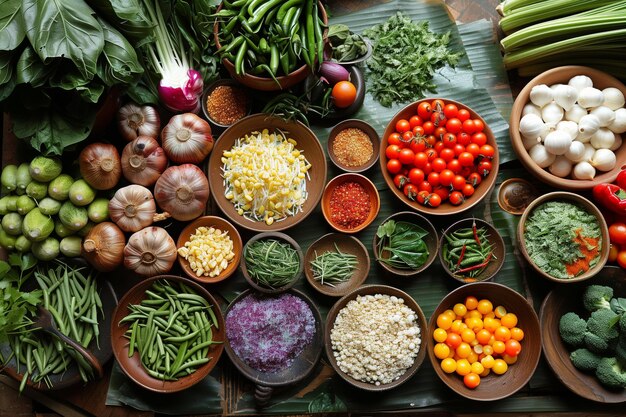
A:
320 62 350 85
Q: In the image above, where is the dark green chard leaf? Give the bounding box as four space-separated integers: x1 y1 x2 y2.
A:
0 50 16 100
0 0 26 51
85 0 153 42
96 17 143 86
16 45 58 87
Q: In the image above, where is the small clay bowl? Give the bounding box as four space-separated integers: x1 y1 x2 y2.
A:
304 233 370 297
497 178 539 215
517 191 610 283
241 232 304 294
304 66 366 120
201 79 251 130
438 218 505 284
540 266 626 403
325 285 428 391
177 216 243 284
111 275 225 393
321 173 380 234
510 66 626 191
372 211 438 277
428 282 542 401
327 119 380 173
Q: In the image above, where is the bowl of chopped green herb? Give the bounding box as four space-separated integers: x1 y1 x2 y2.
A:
372 211 438 277
304 233 370 297
518 191 610 283
241 232 304 294
439 218 506 284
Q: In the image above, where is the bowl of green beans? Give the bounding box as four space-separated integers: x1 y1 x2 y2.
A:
110 276 225 393
241 232 304 294
439 218 506 284
304 233 370 297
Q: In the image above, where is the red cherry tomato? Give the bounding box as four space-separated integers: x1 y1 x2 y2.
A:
402 131 415 143
453 144 466 156
440 148 455 163
388 132 401 146
449 190 464 206
477 160 492 176
462 183 476 197
396 119 410 133
422 121 435 135
417 102 433 120
447 159 462 174
467 172 482 187
431 158 447 173
609 222 626 245
409 115 423 128
422 162 432 176
446 118 462 134
427 172 441 187
434 126 447 139
386 144 401 160
425 134 437 147
480 144 495 159
431 99 445 112
415 190 428 205
452 175 466 191
431 111 447 127
398 148 415 165
418 181 433 193
426 149 438 162
505 339 522 357
439 169 455 187
433 186 449 201
472 132 488 146
443 133 457 148
387 159 402 174
410 137 427 154
458 108 471 121
473 119 485 133
393 174 408 189
412 126 425 137
443 103 459 119
427 193 442 208
458 152 475 167
466 143 481 158
403 183 418 201
462 119 476 134
457 132 471 146
617 250 626 269
414 152 429 169
434 141 445 155
409 168 425 185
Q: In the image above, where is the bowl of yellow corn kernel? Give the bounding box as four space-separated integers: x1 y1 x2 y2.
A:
177 216 243 284
207 114 328 232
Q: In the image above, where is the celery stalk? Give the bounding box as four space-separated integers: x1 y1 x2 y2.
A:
497 0 547 17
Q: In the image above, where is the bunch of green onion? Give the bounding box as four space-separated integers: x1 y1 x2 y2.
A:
244 239 300 289
310 244 358 287
498 0 626 80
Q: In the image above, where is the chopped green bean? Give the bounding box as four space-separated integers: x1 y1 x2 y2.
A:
244 239 300 289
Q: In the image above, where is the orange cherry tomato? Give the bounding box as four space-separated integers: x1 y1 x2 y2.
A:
504 339 522 357
463 373 481 389
331 81 357 108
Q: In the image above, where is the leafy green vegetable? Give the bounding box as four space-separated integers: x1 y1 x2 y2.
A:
328 24 369 62
376 220 430 270
363 12 462 107
0 253 40 343
0 0 26 51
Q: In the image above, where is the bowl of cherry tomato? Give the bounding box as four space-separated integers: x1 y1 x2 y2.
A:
380 99 499 215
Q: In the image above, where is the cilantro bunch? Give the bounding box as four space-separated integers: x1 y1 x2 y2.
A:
0 254 40 344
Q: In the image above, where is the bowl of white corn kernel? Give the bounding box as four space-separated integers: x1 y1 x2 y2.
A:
177 216 243 284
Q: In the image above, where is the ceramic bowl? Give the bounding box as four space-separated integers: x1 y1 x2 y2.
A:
510 66 626 191
304 233 370 297
201 79 251 130
321 173 380 234
304 66 366 120
517 191 609 283
438 218 505 284
240 232 304 294
540 266 626 403
379 99 499 216
111 275 225 393
327 119 380 173
428 282 542 401
207 114 327 232
372 211 438 277
177 216 243 284
324 285 428 391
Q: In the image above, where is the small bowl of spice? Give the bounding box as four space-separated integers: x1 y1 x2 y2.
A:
304 233 370 297
321 173 380 234
372 211 438 277
202 79 251 130
327 119 380 173
518 191 610 283
241 232 304 294
439 218 506 284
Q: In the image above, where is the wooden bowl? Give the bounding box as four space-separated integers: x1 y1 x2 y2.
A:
517 191 609 283
111 276 225 393
379 99 499 216
510 66 626 191
201 79 251 130
304 233 370 297
177 216 242 284
540 266 626 403
304 66 366 120
438 218 506 284
207 114 327 232
372 211 438 277
428 282 542 401
223 289 323 402
241 232 304 294
213 5 327 91
325 285 428 391
327 119 380 173
321 173 380 234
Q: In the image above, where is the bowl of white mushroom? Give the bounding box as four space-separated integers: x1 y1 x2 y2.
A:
510 66 626 191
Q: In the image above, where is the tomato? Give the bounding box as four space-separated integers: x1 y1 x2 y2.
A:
617 250 626 269
409 115 423 128
467 172 482 187
417 102 433 119
410 137 427 153
458 108 471 121
425 134 437 147
431 111 447 127
443 103 459 119
403 183 418 200
415 190 428 205
462 183 475 197
398 148 416 165
426 149 438 162
453 144 466 156
423 162 432 176
480 144 495 159
331 81 357 108
433 186 449 201
395 119 411 133
412 125 425 137
387 132 401 146
434 126 447 139
402 131 414 142
414 152 429 169
462 119 476 134
428 193 442 208
610 223 626 245
447 159 462 174
458 152 474 167
441 358 457 374
609 243 619 262
473 118 485 132
433 141 445 155
431 158 447 173
439 169 455 187
466 143 481 158
431 99 445 112
452 175 466 191
387 159 402 174
409 168 425 185
393 174 408 189
446 118 462 134
418 181 433 193
443 133 457 148
449 190 464 206
385 144 401 160
463 373 480 389
504 339 522 357
478 160 492 176
471 132 488 146
440 148 456 163
427 172 441 187
457 132 471 146
422 121 435 135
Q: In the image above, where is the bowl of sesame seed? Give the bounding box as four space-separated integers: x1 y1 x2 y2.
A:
202 79 251 131
327 119 380 173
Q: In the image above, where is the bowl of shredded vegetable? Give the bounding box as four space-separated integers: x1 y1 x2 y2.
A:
207 114 327 232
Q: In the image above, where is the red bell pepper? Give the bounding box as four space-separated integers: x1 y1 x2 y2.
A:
616 169 626 190
593 183 626 215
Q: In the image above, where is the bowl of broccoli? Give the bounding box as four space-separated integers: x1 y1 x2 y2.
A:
540 266 626 402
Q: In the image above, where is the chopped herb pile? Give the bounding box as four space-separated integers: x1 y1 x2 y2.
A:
244 239 300 289
523 201 602 279
363 12 462 107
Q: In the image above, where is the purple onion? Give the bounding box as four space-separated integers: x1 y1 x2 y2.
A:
319 62 350 85
158 68 204 113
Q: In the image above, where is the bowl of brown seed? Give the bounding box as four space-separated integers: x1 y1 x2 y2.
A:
327 119 380 173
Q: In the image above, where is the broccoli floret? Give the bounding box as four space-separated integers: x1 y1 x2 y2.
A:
595 357 626 390
617 335 626 368
570 348 603 372
587 309 620 342
583 285 613 312
584 332 611 354
559 312 587 347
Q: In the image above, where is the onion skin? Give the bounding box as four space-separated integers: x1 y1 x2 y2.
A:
158 69 204 113
79 143 122 190
124 226 177 277
161 113 213 164
154 164 209 221
82 222 125 272
117 103 161 142
121 136 168 186
108 185 157 232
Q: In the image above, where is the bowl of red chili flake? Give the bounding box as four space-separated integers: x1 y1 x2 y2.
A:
321 173 380 234
202 79 251 129
328 119 380 173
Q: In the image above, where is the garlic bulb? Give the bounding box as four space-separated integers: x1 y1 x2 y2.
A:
556 120 579 140
549 156 573 178
154 164 209 221
565 141 586 163
608 108 626 134
109 185 159 232
582 143 596 161
602 87 625 110
565 104 587 123
590 106 615 127
121 136 168 187
522 103 542 118
610 133 622 151
528 144 555 168
117 103 161 142
124 227 177 277
543 130 571 155
590 128 615 149
590 148 616 171
568 75 593 93
82 222 125 272
522 135 542 150
553 84 578 111
577 87 604 108
541 102 564 127
529 84 553 107
161 113 214 164
519 114 545 139
572 161 596 180
577 114 600 141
